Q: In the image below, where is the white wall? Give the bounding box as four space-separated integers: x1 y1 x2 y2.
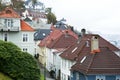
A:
61 58 75 80
0 31 35 56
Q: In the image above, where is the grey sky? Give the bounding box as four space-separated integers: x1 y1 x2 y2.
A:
40 0 120 34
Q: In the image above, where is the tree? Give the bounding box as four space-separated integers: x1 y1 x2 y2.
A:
0 40 40 80
46 8 57 25
0 2 7 11
11 0 25 10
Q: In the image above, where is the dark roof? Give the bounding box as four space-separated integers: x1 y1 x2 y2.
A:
24 17 32 22
34 29 51 40
71 47 120 74
60 34 120 61
55 21 68 30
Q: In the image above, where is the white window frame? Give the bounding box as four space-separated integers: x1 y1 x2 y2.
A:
4 19 13 28
22 33 29 42
96 75 105 80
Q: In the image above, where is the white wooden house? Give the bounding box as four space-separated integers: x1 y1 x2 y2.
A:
0 7 35 55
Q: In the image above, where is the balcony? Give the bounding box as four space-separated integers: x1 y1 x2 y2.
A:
0 27 20 31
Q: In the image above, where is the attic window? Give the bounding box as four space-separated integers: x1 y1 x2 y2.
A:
6 10 12 14
86 41 89 47
80 56 86 63
34 33 38 36
72 47 78 53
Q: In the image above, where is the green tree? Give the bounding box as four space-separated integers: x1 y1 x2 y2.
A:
46 8 57 25
0 2 7 11
10 0 25 10
0 40 40 80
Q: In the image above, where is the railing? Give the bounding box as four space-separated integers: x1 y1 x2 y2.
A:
0 27 20 31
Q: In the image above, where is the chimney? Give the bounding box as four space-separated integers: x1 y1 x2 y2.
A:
81 28 86 36
70 26 74 31
91 36 100 54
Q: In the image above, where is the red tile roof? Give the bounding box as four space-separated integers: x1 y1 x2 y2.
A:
71 47 120 74
0 7 20 18
60 34 120 61
60 34 120 74
21 20 34 31
39 28 78 49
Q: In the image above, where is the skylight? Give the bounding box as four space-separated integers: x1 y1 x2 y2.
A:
72 47 78 53
80 56 86 63
34 33 38 36
43 33 46 36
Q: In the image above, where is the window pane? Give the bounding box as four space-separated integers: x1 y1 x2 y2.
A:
4 33 7 41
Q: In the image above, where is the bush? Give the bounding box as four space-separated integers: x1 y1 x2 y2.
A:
0 40 40 80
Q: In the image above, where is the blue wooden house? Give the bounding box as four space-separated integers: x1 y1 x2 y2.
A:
70 34 120 80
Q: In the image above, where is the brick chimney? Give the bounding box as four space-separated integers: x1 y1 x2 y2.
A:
91 36 100 54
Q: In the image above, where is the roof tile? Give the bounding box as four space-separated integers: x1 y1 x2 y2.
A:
0 7 20 18
62 34 120 74
21 20 34 31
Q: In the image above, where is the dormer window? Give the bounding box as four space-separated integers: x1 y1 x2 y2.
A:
6 10 12 14
72 47 78 53
86 41 89 47
80 56 86 63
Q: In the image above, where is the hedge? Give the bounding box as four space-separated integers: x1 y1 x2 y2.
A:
0 40 40 80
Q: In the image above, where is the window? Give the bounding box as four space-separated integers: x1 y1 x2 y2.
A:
76 72 79 80
116 75 120 80
23 33 28 42
72 47 78 53
23 48 28 52
80 56 86 63
3 33 8 41
4 19 13 28
96 75 105 80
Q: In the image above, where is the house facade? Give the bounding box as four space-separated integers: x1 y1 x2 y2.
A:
0 7 35 55
39 26 78 79
60 30 120 80
70 34 120 80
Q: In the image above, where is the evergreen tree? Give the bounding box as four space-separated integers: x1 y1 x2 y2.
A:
46 8 57 24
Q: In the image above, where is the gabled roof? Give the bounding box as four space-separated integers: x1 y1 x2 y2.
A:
60 34 120 61
60 34 120 74
39 27 78 49
21 20 34 31
71 47 120 74
0 7 21 18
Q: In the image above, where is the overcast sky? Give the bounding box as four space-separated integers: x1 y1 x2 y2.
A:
40 0 120 34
